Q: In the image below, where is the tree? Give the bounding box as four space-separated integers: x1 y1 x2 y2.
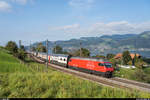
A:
95 55 106 59
132 53 138 66
106 53 115 59
62 51 69 54
36 42 46 52
17 49 26 61
5 41 18 54
31 46 36 52
122 51 132 65
134 69 147 82
53 45 63 54
135 58 147 69
72 48 90 57
20 45 25 51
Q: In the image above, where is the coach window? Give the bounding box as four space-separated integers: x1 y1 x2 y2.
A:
64 59 66 61
60 58 62 60
98 63 104 66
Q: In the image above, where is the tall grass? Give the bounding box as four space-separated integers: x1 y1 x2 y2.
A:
0 48 150 98
114 68 135 79
114 67 150 83
1 72 150 98
0 50 30 73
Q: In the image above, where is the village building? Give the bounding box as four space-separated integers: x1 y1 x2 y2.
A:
114 53 141 59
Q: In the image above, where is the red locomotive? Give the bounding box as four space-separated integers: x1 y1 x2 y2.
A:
68 57 114 78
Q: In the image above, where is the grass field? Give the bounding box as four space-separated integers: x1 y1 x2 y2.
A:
113 66 150 83
0 48 150 98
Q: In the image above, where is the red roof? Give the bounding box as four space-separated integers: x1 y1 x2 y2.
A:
114 53 141 59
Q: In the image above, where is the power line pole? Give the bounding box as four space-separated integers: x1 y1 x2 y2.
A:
29 41 31 58
46 39 48 69
30 41 31 52
135 39 136 53
133 38 137 66
51 47 53 64
55 42 56 54
80 42 82 57
19 40 21 49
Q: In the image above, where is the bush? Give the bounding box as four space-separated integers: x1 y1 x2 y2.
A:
5 41 18 54
107 54 115 60
36 43 46 53
133 69 147 82
122 51 132 65
144 76 150 83
72 48 90 57
16 49 27 61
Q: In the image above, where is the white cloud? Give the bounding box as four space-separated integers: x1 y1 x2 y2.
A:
68 0 96 22
0 0 35 12
50 24 80 31
88 21 150 36
69 0 95 9
11 0 34 5
11 0 27 5
0 1 11 12
49 21 150 37
87 21 136 35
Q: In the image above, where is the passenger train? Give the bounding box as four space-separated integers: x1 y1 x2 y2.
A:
30 51 114 78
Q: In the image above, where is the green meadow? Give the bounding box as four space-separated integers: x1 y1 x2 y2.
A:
0 48 150 98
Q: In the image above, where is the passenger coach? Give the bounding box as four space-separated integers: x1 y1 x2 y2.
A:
49 54 71 67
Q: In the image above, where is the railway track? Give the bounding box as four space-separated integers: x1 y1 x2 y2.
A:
112 77 150 92
30 54 150 93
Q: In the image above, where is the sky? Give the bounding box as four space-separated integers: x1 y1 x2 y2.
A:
0 0 150 46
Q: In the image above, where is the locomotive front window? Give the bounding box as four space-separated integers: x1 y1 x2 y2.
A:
98 63 104 66
104 63 112 68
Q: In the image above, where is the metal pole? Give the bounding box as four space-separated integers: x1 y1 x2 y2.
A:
30 41 31 52
55 42 56 54
51 47 53 64
80 42 82 57
46 39 48 69
19 40 21 49
134 38 137 55
29 41 31 58
134 38 136 66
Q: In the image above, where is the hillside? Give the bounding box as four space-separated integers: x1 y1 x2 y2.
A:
1 48 150 98
116 31 150 48
28 31 150 57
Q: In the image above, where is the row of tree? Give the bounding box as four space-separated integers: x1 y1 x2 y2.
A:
5 41 26 61
31 43 118 62
30 42 147 68
31 43 135 61
31 43 67 54
31 42 91 57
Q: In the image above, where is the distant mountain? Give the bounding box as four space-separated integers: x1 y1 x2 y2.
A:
100 34 137 40
28 31 150 57
139 31 150 38
116 31 150 48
